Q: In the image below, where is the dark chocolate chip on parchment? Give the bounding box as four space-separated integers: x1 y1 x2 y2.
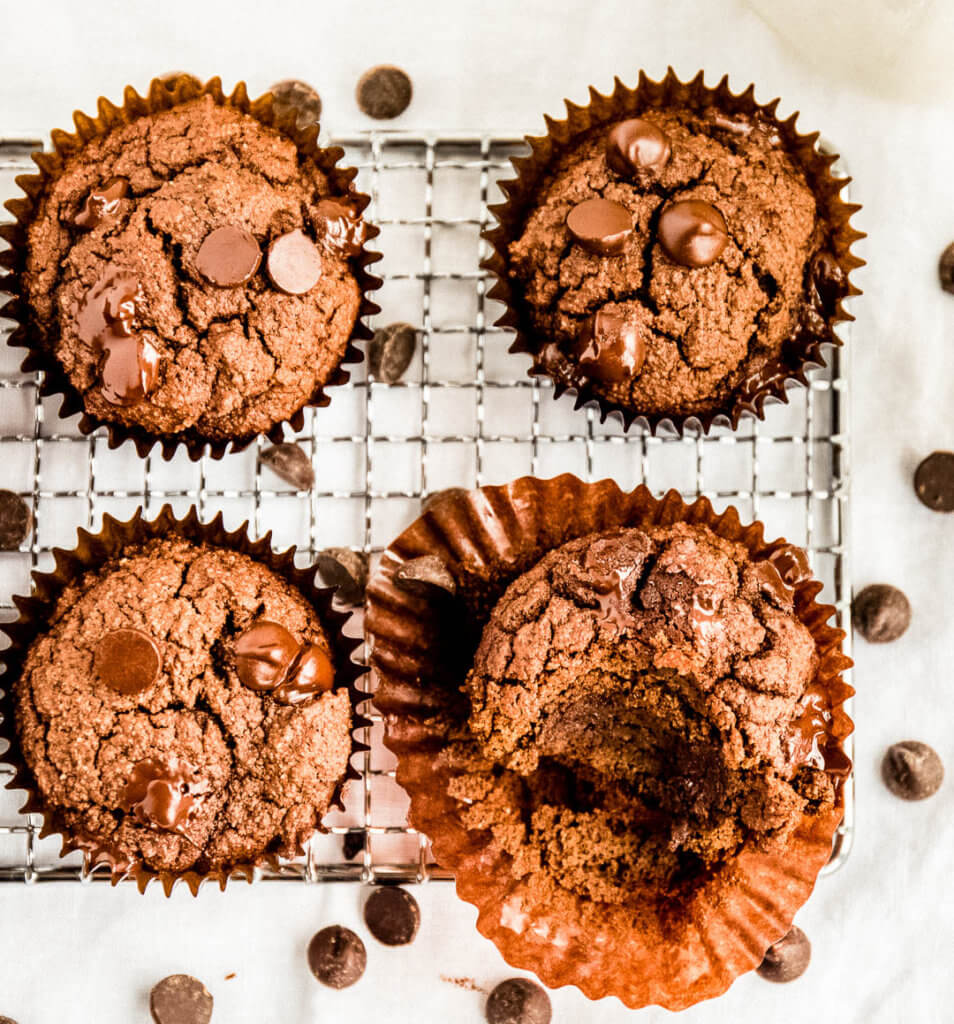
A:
756 926 811 983
914 451 954 512
269 79 323 129
149 974 213 1024
882 741 944 800
356 65 413 120
364 886 421 946
307 925 367 988
485 978 552 1024
851 584 911 643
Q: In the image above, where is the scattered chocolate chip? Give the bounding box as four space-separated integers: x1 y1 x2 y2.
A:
914 451 954 512
269 78 323 129
342 830 365 860
195 225 261 287
422 487 469 513
566 198 633 256
939 243 954 295
0 490 32 550
307 925 367 988
882 741 944 801
485 978 552 1024
606 118 671 178
368 322 417 382
260 443 315 490
316 547 369 604
658 199 728 268
393 555 457 597
756 926 811 983
364 886 421 946
852 584 911 643
267 229 323 295
94 628 162 694
356 65 413 120
122 757 209 833
73 177 128 231
149 974 213 1024
314 198 368 258
571 310 646 383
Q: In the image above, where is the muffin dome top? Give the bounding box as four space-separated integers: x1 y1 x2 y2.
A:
461 523 837 902
23 95 365 443
507 105 846 419
14 536 352 876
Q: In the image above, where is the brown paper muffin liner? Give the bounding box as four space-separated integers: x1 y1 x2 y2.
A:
366 476 853 1010
0 74 382 461
0 506 369 896
482 68 865 434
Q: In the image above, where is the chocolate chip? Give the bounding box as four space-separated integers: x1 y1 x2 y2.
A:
267 229 322 295
260 443 315 490
356 65 412 120
606 119 671 178
882 741 944 800
195 225 261 287
269 79 323 129
368 322 417 382
939 243 954 295
363 886 421 946
571 310 646 383
393 555 457 597
0 490 32 550
914 451 954 512
122 757 209 833
658 200 729 268
485 978 552 1024
566 198 633 256
314 198 368 258
756 926 811 983
316 547 369 605
149 974 213 1024
342 830 365 860
852 584 911 643
99 335 161 406
234 620 335 703
73 177 127 231
95 628 162 694
307 925 367 988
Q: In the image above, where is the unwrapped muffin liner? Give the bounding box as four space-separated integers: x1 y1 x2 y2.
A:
0 505 369 896
482 68 865 434
366 476 853 1010
0 74 382 461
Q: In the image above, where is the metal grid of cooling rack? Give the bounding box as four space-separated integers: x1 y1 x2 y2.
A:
0 131 854 885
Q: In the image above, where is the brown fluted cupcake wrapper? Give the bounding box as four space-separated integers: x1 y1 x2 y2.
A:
482 68 865 434
0 74 382 462
366 476 853 1010
0 505 370 896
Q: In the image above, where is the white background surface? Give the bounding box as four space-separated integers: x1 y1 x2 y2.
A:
1 1 952 1022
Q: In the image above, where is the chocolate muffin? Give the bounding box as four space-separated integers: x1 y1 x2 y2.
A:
460 523 836 900
488 74 860 429
12 82 372 452
11 535 353 879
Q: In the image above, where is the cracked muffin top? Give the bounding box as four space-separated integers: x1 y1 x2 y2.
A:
457 524 839 902
507 105 846 420
21 95 367 444
13 536 352 877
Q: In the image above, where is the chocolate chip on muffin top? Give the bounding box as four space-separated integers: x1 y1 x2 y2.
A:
23 95 366 444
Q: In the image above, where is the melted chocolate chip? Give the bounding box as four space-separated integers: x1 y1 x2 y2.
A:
0 490 32 550
100 335 161 406
571 310 646 383
269 78 322 129
852 584 911 643
364 886 421 945
234 620 334 704
606 118 671 178
314 198 368 258
485 978 552 1024
76 268 141 346
939 243 954 295
565 198 633 256
266 229 323 294
811 250 846 313
757 926 811 983
73 177 128 231
94 628 162 694
658 199 728 268
882 741 944 800
272 643 335 704
755 546 810 606
121 756 208 833
356 65 413 120
260 443 315 490
307 926 367 988
393 555 457 597
368 322 417 382
316 547 370 605
149 974 213 1024
195 225 261 287
914 451 954 512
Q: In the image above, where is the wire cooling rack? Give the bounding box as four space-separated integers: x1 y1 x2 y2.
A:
0 131 854 884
